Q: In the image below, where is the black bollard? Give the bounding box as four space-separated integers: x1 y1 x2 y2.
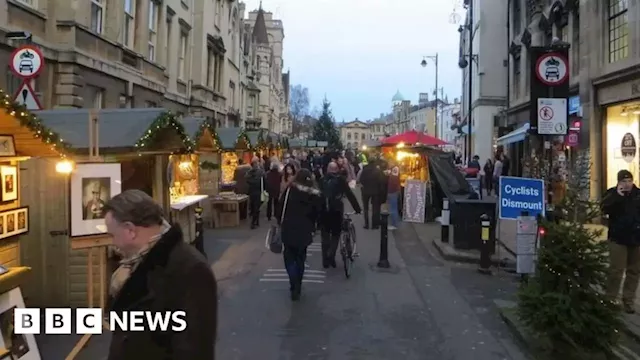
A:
377 212 390 268
194 207 206 258
441 198 450 243
477 213 492 275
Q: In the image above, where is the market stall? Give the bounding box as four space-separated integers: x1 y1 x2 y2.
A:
212 127 251 227
32 108 196 312
264 131 283 159
246 128 267 158
181 117 220 229
0 88 74 359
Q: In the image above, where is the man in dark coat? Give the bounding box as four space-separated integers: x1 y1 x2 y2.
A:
319 162 362 268
358 158 384 229
105 190 216 360
245 157 265 229
603 169 640 313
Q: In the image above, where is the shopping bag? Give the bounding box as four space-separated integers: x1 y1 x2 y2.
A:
266 224 283 254
260 177 269 202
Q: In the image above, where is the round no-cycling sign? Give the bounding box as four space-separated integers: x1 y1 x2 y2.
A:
535 52 569 86
10 45 44 79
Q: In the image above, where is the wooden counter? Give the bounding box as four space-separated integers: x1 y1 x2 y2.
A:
170 195 209 244
211 195 249 228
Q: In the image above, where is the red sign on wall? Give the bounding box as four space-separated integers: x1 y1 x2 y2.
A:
566 131 579 147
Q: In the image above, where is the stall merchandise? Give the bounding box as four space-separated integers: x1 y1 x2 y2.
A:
216 127 251 191
211 192 249 228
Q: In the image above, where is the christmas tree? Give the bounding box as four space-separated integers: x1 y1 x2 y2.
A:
312 97 342 149
517 159 621 358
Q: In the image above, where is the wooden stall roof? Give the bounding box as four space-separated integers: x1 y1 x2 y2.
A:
288 138 305 148
182 116 218 151
35 108 196 154
245 129 264 149
216 127 250 150
0 90 69 157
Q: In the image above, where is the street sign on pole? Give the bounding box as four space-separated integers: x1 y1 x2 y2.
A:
499 176 545 220
13 81 42 110
535 52 569 86
537 98 567 135
9 45 44 79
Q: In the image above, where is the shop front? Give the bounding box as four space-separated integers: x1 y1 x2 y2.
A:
597 75 640 196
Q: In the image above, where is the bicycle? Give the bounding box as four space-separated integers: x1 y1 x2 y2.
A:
340 211 357 278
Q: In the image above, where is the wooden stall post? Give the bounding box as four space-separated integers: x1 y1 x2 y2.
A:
66 111 111 360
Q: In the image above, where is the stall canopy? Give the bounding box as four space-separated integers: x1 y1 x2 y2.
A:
496 123 530 146
36 108 195 154
383 130 448 146
0 89 70 157
427 150 472 197
216 127 250 150
246 129 265 149
363 139 382 148
182 116 218 151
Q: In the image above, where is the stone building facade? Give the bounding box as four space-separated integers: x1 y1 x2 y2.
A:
503 0 640 198
0 0 291 134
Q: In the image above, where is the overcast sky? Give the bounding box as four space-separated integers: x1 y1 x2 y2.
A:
242 0 464 122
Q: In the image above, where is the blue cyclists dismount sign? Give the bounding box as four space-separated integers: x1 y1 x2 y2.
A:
499 176 545 220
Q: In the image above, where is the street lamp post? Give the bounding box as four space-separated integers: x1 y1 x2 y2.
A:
421 53 439 137
458 0 476 161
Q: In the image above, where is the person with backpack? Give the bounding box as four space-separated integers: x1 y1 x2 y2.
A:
319 161 362 269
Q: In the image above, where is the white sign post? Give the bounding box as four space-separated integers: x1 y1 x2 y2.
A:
516 215 538 274
537 98 567 135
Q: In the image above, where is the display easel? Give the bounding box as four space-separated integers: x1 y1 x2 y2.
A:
66 112 111 360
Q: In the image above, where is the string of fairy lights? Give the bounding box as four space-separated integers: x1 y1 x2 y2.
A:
0 87 287 155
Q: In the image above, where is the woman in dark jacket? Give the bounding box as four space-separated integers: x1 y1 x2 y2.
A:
276 169 321 301
265 162 282 221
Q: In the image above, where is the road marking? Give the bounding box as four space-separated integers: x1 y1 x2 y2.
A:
263 273 325 278
259 278 325 283
267 269 326 274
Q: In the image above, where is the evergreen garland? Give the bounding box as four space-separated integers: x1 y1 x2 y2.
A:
135 112 196 153
0 89 71 156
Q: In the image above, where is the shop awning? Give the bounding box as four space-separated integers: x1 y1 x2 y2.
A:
496 123 530 146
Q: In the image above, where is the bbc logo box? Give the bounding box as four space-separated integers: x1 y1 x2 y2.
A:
14 308 187 334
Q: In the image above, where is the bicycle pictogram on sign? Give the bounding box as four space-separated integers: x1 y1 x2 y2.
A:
539 106 553 120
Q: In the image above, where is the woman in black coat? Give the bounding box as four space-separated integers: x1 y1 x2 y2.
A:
276 169 321 301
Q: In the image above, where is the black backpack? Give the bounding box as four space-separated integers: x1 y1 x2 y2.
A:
323 176 343 210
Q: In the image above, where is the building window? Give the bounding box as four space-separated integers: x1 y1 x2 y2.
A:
608 0 628 63
214 55 223 92
91 0 104 34
347 132 351 140
166 15 173 69
86 86 104 109
229 81 236 108
572 12 580 76
16 0 34 8
178 33 188 80
247 94 255 117
148 1 159 62
206 47 214 87
231 9 238 61
361 133 365 140
123 0 135 48
513 55 521 99
512 0 521 33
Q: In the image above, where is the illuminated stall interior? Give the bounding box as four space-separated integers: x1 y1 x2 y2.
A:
216 127 251 189
385 143 429 186
605 102 640 189
246 129 266 158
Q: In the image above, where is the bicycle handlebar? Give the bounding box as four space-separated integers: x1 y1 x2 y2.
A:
344 211 357 216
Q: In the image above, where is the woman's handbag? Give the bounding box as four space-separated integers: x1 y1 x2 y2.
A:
260 177 269 202
266 188 290 254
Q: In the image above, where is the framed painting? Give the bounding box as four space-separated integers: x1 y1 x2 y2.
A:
0 207 29 240
70 163 122 237
0 287 41 360
0 136 16 157
0 167 17 202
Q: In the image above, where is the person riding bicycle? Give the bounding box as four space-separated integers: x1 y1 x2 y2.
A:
319 161 362 269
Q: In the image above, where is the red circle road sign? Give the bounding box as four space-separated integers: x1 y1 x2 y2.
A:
535 52 569 86
539 106 554 120
9 45 44 79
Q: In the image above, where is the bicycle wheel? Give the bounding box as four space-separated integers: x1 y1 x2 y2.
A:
342 233 352 279
348 223 356 256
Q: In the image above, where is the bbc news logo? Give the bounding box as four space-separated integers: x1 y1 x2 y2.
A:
14 308 187 334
